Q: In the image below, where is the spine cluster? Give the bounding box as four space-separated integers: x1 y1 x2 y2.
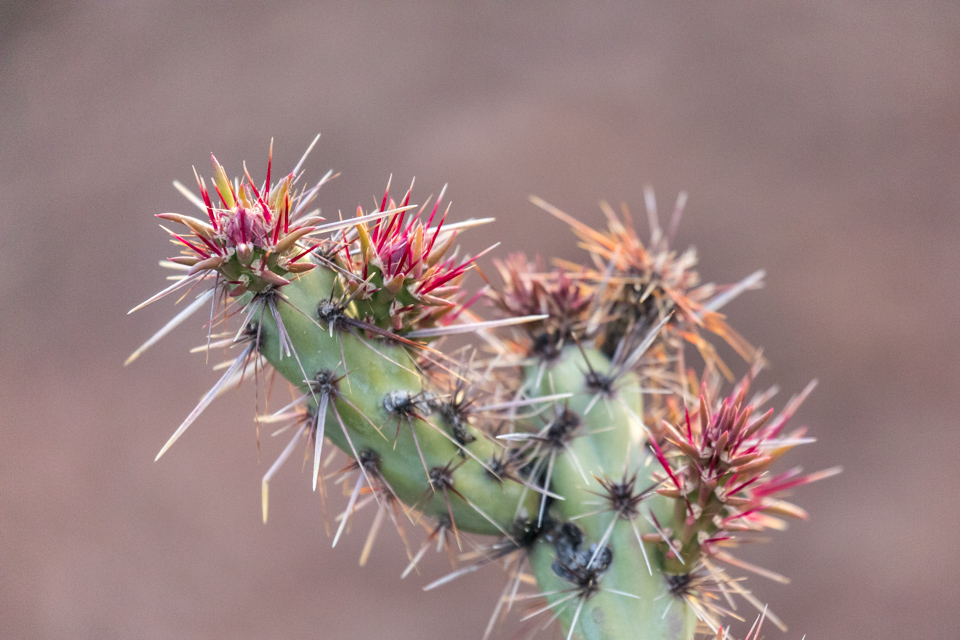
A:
130 137 838 640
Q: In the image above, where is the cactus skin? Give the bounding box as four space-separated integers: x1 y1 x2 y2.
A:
132 141 838 640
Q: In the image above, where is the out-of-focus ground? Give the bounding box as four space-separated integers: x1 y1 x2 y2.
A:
2 2 958 638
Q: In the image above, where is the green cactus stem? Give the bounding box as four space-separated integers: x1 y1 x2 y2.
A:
253 265 539 535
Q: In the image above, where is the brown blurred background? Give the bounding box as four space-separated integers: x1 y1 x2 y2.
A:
2 2 958 638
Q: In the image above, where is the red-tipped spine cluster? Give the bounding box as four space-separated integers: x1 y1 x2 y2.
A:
531 195 761 375
334 181 488 332
486 254 592 356
161 149 322 296
650 375 840 569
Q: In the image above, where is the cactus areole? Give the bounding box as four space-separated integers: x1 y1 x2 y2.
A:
129 137 839 640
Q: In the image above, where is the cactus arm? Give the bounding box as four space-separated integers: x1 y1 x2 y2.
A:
255 266 538 534
523 346 696 640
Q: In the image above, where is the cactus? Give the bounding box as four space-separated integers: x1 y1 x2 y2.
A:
129 137 839 640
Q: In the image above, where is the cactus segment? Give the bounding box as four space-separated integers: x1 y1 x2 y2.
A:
517 345 695 640
251 266 539 535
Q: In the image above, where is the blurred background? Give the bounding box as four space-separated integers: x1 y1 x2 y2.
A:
2 2 958 638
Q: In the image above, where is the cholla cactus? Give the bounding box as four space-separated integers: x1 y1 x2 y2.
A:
129 137 839 640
